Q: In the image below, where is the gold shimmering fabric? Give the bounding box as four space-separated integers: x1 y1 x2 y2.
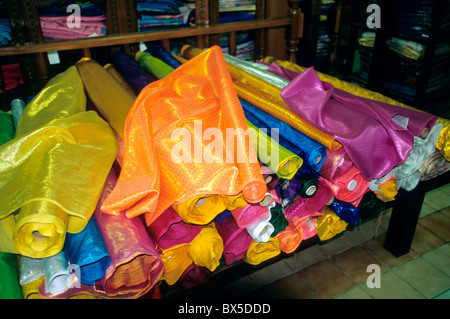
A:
436 118 450 160
263 56 450 160
315 207 347 241
101 46 267 226
0 66 118 258
181 45 341 151
243 237 280 266
104 63 138 98
76 58 136 140
160 244 192 285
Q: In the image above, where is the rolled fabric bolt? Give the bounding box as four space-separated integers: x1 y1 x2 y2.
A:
245 210 274 243
179 263 210 289
225 193 248 211
160 244 192 286
275 219 303 254
10 99 26 129
42 251 74 295
243 238 280 266
172 195 227 225
188 224 223 272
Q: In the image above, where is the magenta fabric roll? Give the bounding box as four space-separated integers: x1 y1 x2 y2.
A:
284 179 333 219
280 67 438 180
215 214 253 265
147 206 202 250
319 147 354 184
231 202 268 228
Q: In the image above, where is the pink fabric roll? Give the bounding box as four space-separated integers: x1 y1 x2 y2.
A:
280 67 438 180
230 202 268 228
321 166 370 207
147 206 202 250
215 214 253 265
40 16 106 39
319 147 354 184
284 180 333 219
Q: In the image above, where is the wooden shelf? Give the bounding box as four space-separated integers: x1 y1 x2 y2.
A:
0 17 293 57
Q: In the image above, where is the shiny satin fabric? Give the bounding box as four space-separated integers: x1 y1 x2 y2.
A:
215 213 253 265
372 176 398 202
160 244 192 286
135 51 175 80
241 99 327 173
188 223 224 272
315 207 347 241
280 67 438 180
41 251 74 295
266 56 450 160
284 179 334 219
111 50 155 94
101 46 267 226
328 198 360 226
275 218 303 254
0 252 22 299
63 217 111 285
180 45 341 152
319 147 354 184
276 171 319 208
269 203 288 236
243 237 281 266
261 163 279 190
246 119 303 180
147 206 202 249
93 169 164 298
76 58 136 140
321 166 370 206
0 66 118 258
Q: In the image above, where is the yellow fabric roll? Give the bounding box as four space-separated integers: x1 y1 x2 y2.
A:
104 63 138 98
0 66 118 258
263 56 450 160
188 223 223 272
374 177 398 202
436 118 450 161
76 57 136 140
225 193 248 211
160 243 192 286
243 237 280 266
315 207 347 241
21 276 44 299
172 195 228 225
247 119 303 180
135 51 175 80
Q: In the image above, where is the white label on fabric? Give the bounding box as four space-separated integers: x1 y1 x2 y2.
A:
48 51 60 65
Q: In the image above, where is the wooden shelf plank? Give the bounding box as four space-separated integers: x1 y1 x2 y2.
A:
0 18 292 56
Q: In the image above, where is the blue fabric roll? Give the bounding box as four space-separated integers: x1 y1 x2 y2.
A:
111 50 154 94
145 43 182 69
329 198 360 226
240 99 327 172
63 217 111 286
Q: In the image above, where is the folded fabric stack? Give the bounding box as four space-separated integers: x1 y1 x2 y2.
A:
39 1 107 40
0 43 448 299
137 0 194 32
0 18 12 45
218 0 256 23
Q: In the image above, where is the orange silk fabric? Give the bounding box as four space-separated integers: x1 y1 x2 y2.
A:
101 46 267 226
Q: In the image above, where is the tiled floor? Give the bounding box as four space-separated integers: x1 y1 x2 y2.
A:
219 184 450 299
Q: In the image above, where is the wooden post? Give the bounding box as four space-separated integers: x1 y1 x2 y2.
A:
286 0 304 63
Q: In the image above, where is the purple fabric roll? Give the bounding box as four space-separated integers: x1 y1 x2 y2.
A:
179 263 210 289
280 67 438 180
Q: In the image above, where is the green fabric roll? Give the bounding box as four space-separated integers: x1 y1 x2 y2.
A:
0 112 22 298
0 253 22 299
269 203 288 236
0 111 15 144
135 51 175 80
